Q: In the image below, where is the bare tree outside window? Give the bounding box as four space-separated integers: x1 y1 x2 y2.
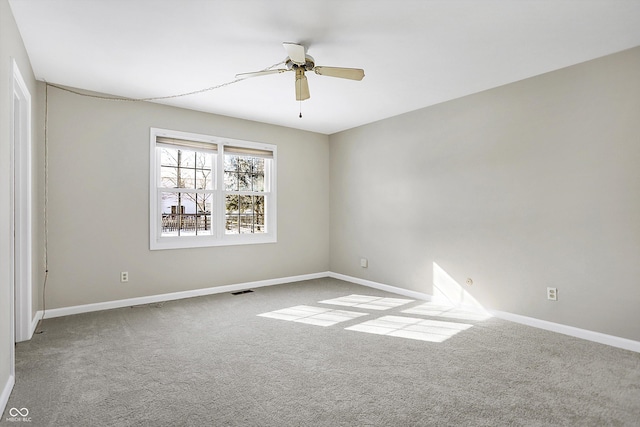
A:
160 147 213 236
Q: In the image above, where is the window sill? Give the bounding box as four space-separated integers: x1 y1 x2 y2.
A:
150 233 277 250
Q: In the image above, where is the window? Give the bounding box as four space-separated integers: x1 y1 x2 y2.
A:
150 128 276 250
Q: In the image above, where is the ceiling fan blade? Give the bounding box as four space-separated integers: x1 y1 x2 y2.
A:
295 69 310 101
283 42 306 65
235 69 288 79
314 66 365 81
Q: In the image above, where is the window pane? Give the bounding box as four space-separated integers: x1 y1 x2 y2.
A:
254 195 265 233
193 193 212 214
196 152 211 169
161 166 178 188
225 155 245 190
194 193 213 236
225 195 239 234
224 172 239 191
253 158 265 174
224 195 266 234
254 195 265 214
180 149 196 168
195 152 213 190
160 148 178 167
239 195 252 214
225 215 238 234
180 168 196 189
252 173 264 192
162 150 213 190
161 192 180 236
195 212 213 235
237 156 253 174
240 215 253 234
161 192 213 237
226 194 239 213
160 147 214 190
224 154 268 192
196 168 212 190
223 154 236 172
238 173 252 191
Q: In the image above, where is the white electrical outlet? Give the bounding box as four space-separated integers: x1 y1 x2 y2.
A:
120 271 129 283
360 258 368 268
547 287 557 301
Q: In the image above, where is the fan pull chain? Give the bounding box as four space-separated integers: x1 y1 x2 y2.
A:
298 77 302 118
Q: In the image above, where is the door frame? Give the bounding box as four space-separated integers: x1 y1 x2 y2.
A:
10 58 33 345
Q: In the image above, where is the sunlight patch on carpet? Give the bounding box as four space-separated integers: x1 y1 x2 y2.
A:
402 302 492 321
345 315 472 342
258 305 368 326
318 294 414 310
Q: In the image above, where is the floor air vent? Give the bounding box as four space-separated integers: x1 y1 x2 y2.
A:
231 289 254 295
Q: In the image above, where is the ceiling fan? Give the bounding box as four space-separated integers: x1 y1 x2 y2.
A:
235 42 365 101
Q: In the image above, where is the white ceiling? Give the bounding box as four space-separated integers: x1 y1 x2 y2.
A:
9 0 640 135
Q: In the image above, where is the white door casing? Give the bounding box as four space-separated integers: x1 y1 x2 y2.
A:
11 59 33 344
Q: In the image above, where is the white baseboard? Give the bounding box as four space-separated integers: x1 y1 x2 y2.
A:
1 374 15 419
328 272 432 301
330 272 640 353
44 271 329 319
37 270 640 353
489 309 640 353
14 311 43 343
30 310 43 337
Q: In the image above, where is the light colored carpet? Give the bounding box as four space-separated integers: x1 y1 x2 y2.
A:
3 278 639 426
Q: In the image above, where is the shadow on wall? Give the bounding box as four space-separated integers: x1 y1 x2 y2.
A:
432 262 486 311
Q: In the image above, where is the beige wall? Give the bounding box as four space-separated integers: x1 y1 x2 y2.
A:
330 47 640 342
1 0 42 404
44 86 330 309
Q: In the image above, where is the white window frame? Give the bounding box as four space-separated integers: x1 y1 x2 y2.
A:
150 128 277 250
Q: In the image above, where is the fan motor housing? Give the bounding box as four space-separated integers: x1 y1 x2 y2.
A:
286 55 315 71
